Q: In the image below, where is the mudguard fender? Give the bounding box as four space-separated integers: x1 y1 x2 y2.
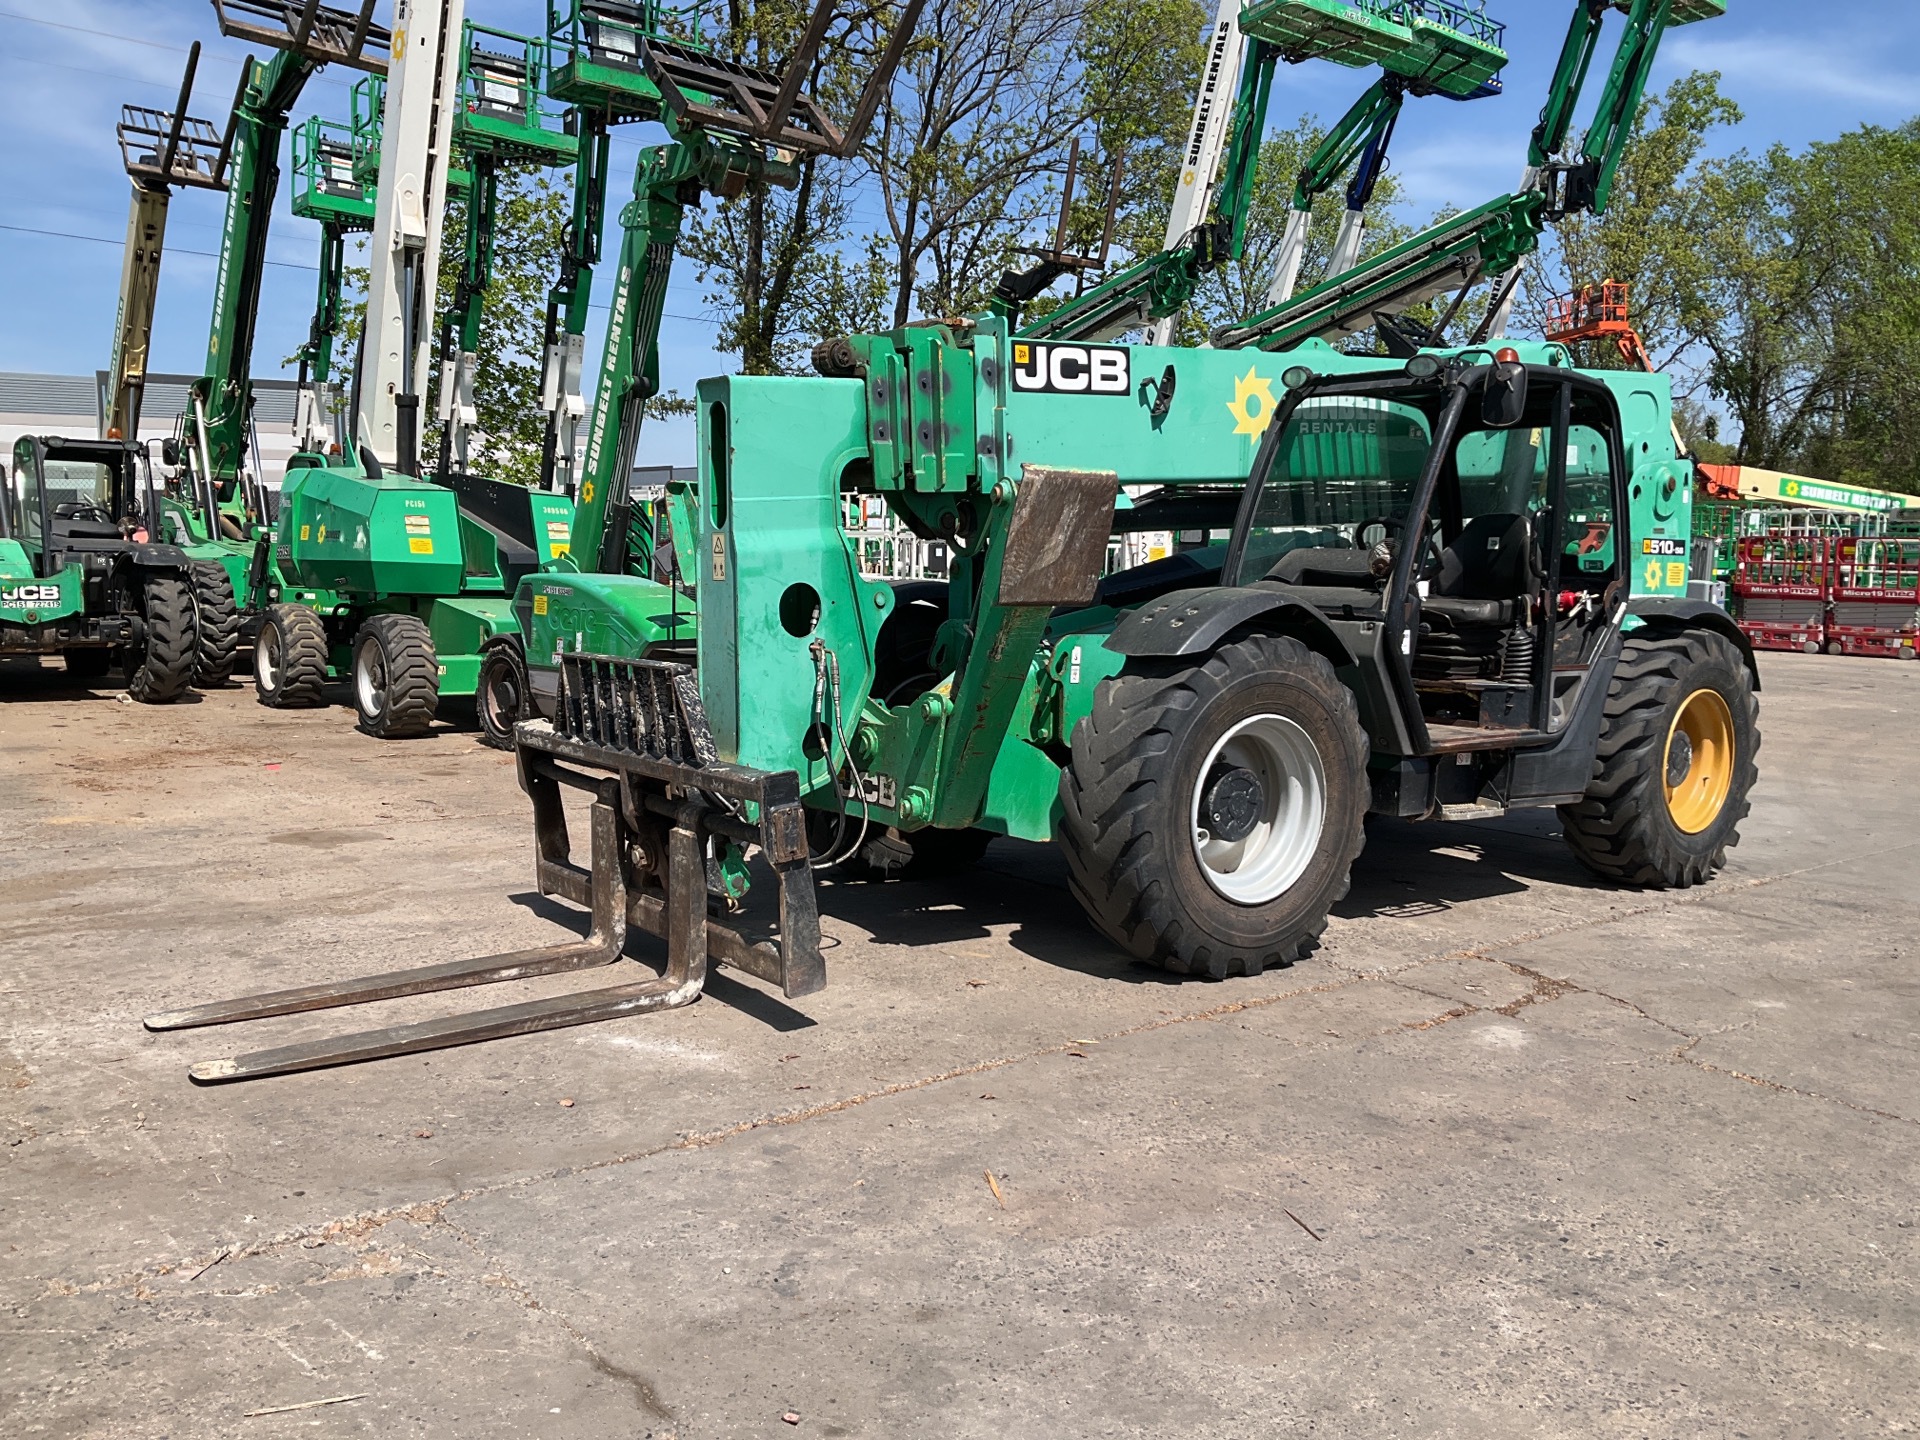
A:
128 543 193 572
1626 596 1759 690
1104 585 1354 668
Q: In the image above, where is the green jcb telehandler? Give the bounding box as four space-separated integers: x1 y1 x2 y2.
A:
3 437 199 700
146 335 1760 1079
145 0 1758 1080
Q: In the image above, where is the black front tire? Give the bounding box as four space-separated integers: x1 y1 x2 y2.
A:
123 572 196 704
1560 627 1760 887
351 613 439 739
189 561 241 688
254 603 330 709
475 639 528 750
1057 633 1370 978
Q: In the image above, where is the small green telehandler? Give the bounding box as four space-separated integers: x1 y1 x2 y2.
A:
3 437 199 700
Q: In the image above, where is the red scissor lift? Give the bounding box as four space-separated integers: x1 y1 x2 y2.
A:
1732 536 1832 653
1829 536 1920 659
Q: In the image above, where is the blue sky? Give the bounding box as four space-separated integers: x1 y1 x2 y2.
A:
1 0 1914 465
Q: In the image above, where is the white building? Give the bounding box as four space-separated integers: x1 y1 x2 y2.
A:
0 371 302 486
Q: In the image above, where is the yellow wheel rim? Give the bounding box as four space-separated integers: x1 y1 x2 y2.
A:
1664 687 1735 834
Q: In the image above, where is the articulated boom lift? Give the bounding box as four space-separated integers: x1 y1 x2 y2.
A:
1216 0 1726 352
1257 0 1508 309
188 0 390 515
288 114 371 454
437 25 582 477
1007 0 1508 347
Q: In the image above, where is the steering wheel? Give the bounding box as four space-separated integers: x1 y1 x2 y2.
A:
1352 515 1443 580
54 500 115 523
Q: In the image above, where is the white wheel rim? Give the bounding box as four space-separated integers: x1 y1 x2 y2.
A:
355 639 386 717
257 628 281 689
1189 713 1327 905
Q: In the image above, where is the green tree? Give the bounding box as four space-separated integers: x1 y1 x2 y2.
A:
1067 0 1208 264
680 0 912 374
1521 70 1744 380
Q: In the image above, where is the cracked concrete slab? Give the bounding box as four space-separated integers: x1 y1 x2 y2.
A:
3 650 1917 1437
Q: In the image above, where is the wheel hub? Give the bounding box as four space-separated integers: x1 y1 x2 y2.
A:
357 643 388 716
1663 687 1735 834
1201 764 1265 844
487 670 520 723
1665 729 1694 788
1188 713 1327 906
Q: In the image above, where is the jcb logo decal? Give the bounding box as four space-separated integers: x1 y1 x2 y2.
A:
1010 342 1129 396
1 585 61 605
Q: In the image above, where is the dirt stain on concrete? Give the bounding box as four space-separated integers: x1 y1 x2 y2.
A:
268 830 385 849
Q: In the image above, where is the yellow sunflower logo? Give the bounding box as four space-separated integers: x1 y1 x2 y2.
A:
1227 367 1276 436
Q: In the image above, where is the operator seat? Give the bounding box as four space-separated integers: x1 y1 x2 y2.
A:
1421 512 1531 627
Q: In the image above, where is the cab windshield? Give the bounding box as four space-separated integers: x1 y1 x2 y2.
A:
1230 395 1435 584
1227 381 1584 589
42 461 118 513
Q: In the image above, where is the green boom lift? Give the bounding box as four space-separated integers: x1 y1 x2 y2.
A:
149 1 390 695
240 0 532 737
248 8 608 739
1231 0 1508 313
151 0 1759 1083
286 113 371 457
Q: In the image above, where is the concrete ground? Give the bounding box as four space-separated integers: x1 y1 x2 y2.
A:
0 650 1914 1439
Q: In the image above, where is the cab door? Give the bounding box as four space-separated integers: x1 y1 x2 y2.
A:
11 439 50 575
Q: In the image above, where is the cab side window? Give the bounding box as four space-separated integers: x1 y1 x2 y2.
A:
17 461 43 550
1561 396 1620 578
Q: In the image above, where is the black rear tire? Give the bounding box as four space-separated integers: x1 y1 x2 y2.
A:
189 561 241 688
62 649 113 680
254 603 329 709
1057 634 1369 977
872 580 950 707
123 572 196 704
1560 626 1759 887
475 639 528 750
351 613 439 739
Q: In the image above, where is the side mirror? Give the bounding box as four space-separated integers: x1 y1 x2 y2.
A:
160 438 181 467
1481 358 1528 429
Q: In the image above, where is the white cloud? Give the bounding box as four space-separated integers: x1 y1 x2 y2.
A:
1663 31 1917 114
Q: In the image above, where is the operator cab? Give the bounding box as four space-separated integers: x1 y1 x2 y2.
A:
9 436 157 575
1223 351 1628 757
